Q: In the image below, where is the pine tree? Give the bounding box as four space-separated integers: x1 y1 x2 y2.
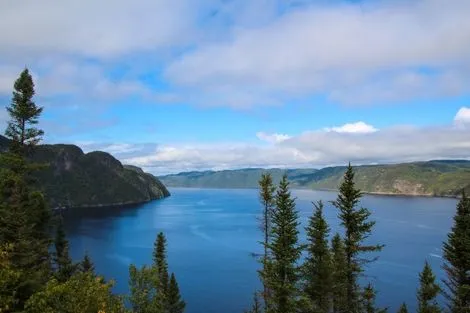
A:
81 251 95 274
442 191 470 313
5 68 43 155
54 217 76 282
266 175 302 313
302 200 332 313
154 232 170 294
417 261 441 313
397 303 408 313
362 283 387 313
167 273 185 313
246 292 262 313
331 164 384 313
258 173 276 311
331 233 348 313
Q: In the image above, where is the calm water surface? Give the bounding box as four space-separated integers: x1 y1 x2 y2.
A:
63 188 457 313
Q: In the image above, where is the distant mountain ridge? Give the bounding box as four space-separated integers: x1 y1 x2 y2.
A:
159 160 470 197
0 135 170 208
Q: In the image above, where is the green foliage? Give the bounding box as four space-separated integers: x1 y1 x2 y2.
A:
81 252 95 274
258 173 276 311
24 272 126 313
167 273 185 313
53 217 77 282
442 191 470 313
302 200 332 313
397 303 408 313
0 244 22 312
331 233 348 313
245 292 262 313
362 283 387 313
4 68 43 154
266 175 302 313
417 261 441 313
154 232 169 294
332 164 384 313
128 264 163 313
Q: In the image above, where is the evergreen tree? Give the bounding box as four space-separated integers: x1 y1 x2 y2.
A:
154 232 170 294
80 251 95 274
331 164 384 313
302 200 332 313
362 283 387 313
442 191 470 313
167 273 185 313
5 68 43 154
245 292 262 313
0 70 51 310
258 173 276 311
397 303 408 313
54 217 76 282
331 233 348 313
266 175 302 313
417 261 441 313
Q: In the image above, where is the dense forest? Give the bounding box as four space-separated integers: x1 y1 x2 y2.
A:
1 69 469 313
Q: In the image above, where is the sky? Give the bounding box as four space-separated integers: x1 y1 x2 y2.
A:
0 0 470 174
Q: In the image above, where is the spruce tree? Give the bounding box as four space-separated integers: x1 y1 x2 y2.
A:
167 273 185 313
302 200 332 313
331 233 348 313
442 191 470 313
266 175 302 313
258 173 276 311
397 303 408 313
417 261 441 313
331 164 384 313
54 217 76 282
0 69 51 310
246 292 262 313
81 251 95 274
362 283 387 313
5 68 43 154
154 232 170 294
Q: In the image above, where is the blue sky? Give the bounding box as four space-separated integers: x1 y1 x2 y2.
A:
1 0 470 174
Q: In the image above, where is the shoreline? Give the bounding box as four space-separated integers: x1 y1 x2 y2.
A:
52 194 170 211
165 186 461 199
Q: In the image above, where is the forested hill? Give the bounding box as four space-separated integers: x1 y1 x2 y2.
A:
159 160 470 197
0 135 170 208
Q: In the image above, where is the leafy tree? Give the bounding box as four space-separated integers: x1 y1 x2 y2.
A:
128 264 163 313
442 191 470 313
266 175 302 313
54 217 77 282
331 233 348 313
80 252 95 274
417 261 441 313
5 68 43 154
0 244 22 312
258 173 276 311
167 273 185 313
331 164 384 313
25 272 126 313
302 200 332 313
397 303 408 313
362 283 387 313
154 232 170 294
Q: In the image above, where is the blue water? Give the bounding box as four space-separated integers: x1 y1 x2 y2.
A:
63 188 458 313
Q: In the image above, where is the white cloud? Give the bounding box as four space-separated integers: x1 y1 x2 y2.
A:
0 0 203 58
256 132 291 143
325 122 378 134
454 106 470 128
119 112 470 175
166 0 470 106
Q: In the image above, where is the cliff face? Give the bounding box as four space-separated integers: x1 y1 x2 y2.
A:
0 136 170 208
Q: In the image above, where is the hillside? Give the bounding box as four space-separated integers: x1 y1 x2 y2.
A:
0 136 170 208
159 160 470 197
